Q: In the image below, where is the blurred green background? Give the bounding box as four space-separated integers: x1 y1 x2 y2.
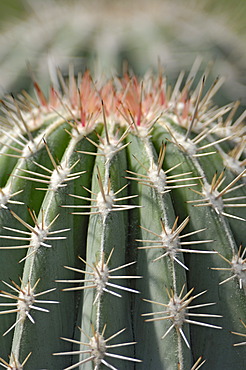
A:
0 0 245 113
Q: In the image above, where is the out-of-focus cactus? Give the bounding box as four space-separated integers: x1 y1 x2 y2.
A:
0 64 245 369
0 0 246 111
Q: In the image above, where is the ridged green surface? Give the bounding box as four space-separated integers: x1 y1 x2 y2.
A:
0 68 245 369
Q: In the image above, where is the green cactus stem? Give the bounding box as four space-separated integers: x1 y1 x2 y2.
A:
0 65 245 369
231 320 246 347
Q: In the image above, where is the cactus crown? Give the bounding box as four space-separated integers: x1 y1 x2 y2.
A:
0 63 245 369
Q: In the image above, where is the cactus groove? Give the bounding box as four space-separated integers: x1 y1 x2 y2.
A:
0 66 245 369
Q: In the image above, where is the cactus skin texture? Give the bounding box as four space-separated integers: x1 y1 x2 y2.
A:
0 66 245 370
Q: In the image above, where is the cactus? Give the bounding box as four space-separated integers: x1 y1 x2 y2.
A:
0 65 245 370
